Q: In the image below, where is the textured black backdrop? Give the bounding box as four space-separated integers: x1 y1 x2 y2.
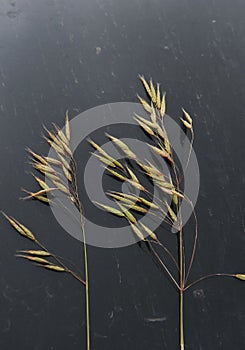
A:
0 0 245 349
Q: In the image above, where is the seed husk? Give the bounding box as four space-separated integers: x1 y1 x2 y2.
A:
93 202 124 217
182 108 193 125
106 134 137 159
2 212 35 241
22 188 55 201
89 139 124 169
52 181 70 195
53 123 70 147
139 75 152 99
32 174 50 191
44 157 62 166
140 223 158 241
150 79 157 103
62 165 72 182
137 95 153 114
129 222 145 241
126 166 139 183
126 179 145 191
148 144 173 163
180 118 192 130
35 195 50 203
38 264 66 272
107 193 135 205
156 83 161 109
65 111 71 142
124 203 148 214
106 167 127 181
134 114 156 128
116 202 136 223
165 201 177 222
16 254 50 265
17 250 51 257
92 153 116 168
235 274 245 281
160 93 166 117
27 148 47 165
134 117 155 136
46 138 66 157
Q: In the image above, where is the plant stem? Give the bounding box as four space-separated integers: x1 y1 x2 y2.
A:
81 224 90 350
180 289 184 350
184 273 235 291
179 229 185 350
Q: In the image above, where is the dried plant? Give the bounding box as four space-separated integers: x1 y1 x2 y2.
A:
2 114 91 350
91 76 245 350
2 77 244 350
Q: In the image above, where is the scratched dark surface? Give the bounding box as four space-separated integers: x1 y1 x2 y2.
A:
0 0 245 349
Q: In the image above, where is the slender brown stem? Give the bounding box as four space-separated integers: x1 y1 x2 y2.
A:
149 239 180 271
34 239 86 285
179 228 185 350
149 242 180 290
184 273 235 291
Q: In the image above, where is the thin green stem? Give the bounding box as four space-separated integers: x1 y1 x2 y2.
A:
81 224 90 350
180 289 184 350
35 239 86 285
184 273 235 291
149 242 180 290
179 228 185 350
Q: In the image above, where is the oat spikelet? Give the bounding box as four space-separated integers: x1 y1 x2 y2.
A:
53 123 69 146
32 174 50 191
93 153 116 168
93 202 124 217
62 165 72 182
123 203 148 214
22 188 55 199
2 212 35 241
235 274 245 281
44 157 62 166
27 148 47 165
180 118 192 130
139 75 152 99
127 179 145 191
129 222 145 241
182 108 193 125
65 110 70 142
106 167 127 181
126 166 139 184
160 93 166 117
89 139 124 169
106 134 137 159
46 138 65 157
150 106 157 123
116 202 136 223
134 118 155 136
140 222 158 241
165 201 177 222
138 197 159 209
148 144 173 163
150 79 157 103
52 181 70 195
35 195 50 203
17 250 51 257
137 95 153 114
156 83 161 109
16 254 50 265
39 264 66 272
107 193 135 205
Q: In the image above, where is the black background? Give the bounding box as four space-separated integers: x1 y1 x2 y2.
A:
0 0 245 349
